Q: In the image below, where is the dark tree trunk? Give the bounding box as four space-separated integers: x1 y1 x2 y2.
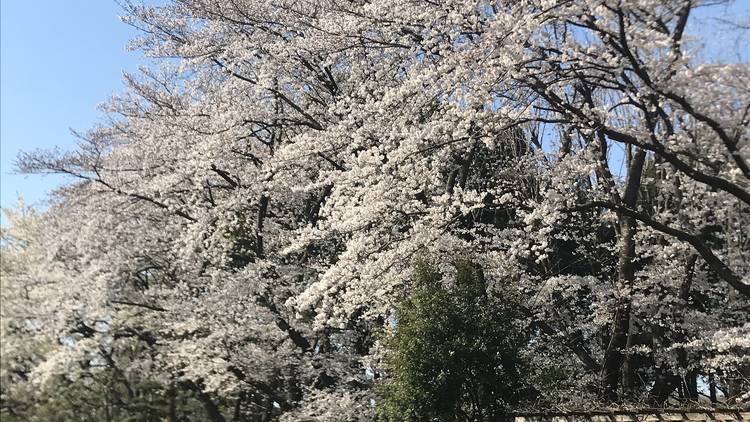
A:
649 255 697 404
601 148 646 403
650 366 678 405
256 195 269 259
168 385 178 422
709 373 717 403
602 299 632 403
182 380 226 422
232 391 244 421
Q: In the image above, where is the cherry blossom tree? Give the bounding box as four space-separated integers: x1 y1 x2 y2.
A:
6 0 749 418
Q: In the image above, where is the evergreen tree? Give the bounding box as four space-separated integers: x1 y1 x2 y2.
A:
378 260 534 421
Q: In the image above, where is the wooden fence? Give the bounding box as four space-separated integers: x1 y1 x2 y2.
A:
514 409 749 421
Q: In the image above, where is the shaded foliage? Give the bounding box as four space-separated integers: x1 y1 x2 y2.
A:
378 261 535 421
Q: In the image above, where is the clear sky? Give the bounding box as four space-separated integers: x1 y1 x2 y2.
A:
1 1 141 211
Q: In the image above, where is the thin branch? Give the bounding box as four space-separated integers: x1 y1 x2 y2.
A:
565 201 750 297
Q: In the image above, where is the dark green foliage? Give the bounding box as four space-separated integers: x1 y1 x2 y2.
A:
0 371 208 422
377 260 534 422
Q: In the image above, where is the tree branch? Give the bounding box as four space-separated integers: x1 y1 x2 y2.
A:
565 201 750 297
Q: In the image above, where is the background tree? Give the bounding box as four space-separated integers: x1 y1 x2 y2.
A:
378 260 534 422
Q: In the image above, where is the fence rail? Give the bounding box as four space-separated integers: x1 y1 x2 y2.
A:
514 409 750 421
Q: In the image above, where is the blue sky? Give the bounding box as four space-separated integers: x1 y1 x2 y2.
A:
1 1 141 211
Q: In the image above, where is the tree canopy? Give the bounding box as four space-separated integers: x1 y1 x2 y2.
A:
2 0 749 420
